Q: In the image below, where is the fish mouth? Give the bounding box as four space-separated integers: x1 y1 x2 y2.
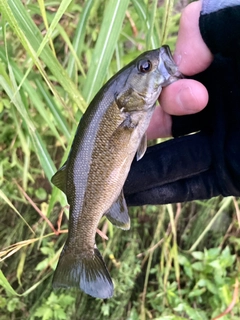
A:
158 45 183 86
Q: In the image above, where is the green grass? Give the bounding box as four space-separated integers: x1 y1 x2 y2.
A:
0 0 239 319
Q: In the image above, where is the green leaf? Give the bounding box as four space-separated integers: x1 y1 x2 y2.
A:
191 251 204 260
188 288 206 297
0 190 34 234
35 79 71 140
132 0 159 49
0 270 18 296
205 279 218 294
0 0 86 113
205 247 221 260
192 261 204 272
82 0 130 103
161 0 175 45
67 0 95 80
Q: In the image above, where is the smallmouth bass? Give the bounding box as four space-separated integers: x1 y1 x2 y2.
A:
51 45 182 299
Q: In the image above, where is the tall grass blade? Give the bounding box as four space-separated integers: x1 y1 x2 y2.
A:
188 197 234 252
36 0 73 57
0 52 55 181
67 0 95 80
0 270 18 296
161 0 174 45
0 269 51 297
0 190 34 234
35 79 71 140
0 0 86 112
132 0 159 49
57 23 86 80
146 0 159 49
11 62 66 148
37 0 56 55
82 0 130 103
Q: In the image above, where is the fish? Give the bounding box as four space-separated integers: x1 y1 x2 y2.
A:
51 45 182 299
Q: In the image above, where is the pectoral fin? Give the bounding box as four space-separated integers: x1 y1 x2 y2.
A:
51 162 67 194
108 115 135 152
105 190 130 230
136 133 147 161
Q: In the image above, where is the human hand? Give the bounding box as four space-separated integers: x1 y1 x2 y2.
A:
147 0 213 139
125 0 240 205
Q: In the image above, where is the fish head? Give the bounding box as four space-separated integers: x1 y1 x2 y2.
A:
115 45 182 112
157 45 183 86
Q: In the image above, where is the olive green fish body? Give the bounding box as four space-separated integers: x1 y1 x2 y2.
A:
51 46 182 299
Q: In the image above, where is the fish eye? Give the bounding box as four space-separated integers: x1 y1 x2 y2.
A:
138 60 152 73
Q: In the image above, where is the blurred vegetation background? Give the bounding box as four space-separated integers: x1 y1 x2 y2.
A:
0 0 239 319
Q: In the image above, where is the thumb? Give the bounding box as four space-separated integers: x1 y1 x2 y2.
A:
174 1 213 76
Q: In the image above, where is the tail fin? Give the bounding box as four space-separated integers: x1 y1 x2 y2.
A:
52 245 114 299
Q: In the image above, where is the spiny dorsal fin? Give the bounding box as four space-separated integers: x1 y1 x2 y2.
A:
136 133 147 161
51 162 67 194
105 190 130 230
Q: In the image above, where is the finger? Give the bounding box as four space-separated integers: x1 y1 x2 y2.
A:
149 79 208 139
159 79 208 115
174 1 213 75
124 132 212 196
147 106 172 139
125 170 220 206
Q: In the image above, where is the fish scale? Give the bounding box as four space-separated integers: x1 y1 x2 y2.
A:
51 45 183 299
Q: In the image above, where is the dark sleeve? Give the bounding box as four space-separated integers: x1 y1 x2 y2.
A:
172 2 240 138
199 5 240 58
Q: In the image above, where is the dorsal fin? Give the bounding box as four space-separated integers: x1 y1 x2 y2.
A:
51 162 67 194
105 190 130 230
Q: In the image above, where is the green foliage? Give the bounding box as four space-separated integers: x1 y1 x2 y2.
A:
0 0 239 319
33 292 75 320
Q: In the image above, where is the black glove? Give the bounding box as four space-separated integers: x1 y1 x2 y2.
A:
124 1 240 206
